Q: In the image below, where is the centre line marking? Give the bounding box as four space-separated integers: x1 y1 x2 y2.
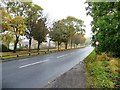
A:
56 54 68 58
57 55 65 58
70 53 73 54
19 59 49 69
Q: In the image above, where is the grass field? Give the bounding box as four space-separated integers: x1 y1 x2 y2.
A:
84 50 120 88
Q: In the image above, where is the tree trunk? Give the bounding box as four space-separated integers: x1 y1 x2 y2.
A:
37 42 40 55
7 43 9 49
29 37 32 52
65 42 68 50
74 44 75 48
76 45 78 48
71 40 73 49
13 36 19 53
76 44 77 48
58 41 60 51
28 37 32 56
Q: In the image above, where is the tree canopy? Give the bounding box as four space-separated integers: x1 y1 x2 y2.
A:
50 16 85 50
1 0 43 52
11 16 26 52
72 34 86 47
1 0 87 53
32 18 48 52
86 2 120 57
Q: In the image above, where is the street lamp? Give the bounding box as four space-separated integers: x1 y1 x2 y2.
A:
95 41 99 53
95 41 99 46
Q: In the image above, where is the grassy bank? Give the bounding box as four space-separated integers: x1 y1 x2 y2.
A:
84 50 120 88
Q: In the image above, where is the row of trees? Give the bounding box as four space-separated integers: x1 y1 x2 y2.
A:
2 1 48 53
50 16 86 50
86 2 120 57
1 0 86 53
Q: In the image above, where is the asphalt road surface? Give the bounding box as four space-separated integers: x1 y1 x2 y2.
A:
2 46 94 88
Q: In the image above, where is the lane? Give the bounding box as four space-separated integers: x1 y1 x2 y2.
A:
2 46 94 88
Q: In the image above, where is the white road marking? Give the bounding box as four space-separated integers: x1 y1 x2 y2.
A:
56 55 65 58
19 52 75 68
56 54 68 58
70 52 75 54
19 58 29 61
19 59 49 68
65 54 68 56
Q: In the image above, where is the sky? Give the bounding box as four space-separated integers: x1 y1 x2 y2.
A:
33 0 93 38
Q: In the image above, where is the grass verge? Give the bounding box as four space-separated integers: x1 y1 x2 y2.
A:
1 46 85 61
84 50 120 88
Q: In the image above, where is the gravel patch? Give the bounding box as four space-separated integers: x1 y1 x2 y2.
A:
45 61 86 88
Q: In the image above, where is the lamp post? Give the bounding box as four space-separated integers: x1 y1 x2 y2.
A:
95 41 99 53
96 41 99 46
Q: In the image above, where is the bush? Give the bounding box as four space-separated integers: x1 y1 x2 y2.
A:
0 44 12 52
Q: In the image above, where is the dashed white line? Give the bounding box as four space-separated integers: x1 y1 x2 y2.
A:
70 52 75 54
65 54 68 56
19 52 76 68
56 54 68 58
56 55 65 58
19 59 49 68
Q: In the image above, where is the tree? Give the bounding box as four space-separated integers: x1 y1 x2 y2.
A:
1 8 15 49
62 16 85 49
50 20 63 50
1 32 15 48
86 2 120 56
72 34 86 48
6 1 43 53
85 37 92 46
25 3 43 53
79 34 86 45
60 19 74 49
50 16 85 50
6 1 32 17
32 18 48 54
1 8 12 32
11 16 26 52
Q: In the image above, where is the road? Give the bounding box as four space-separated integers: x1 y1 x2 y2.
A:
2 46 94 88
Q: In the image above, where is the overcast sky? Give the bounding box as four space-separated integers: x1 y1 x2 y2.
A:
33 0 93 38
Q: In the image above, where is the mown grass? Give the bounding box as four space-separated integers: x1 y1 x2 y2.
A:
1 50 52 60
84 50 120 88
1 46 85 60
